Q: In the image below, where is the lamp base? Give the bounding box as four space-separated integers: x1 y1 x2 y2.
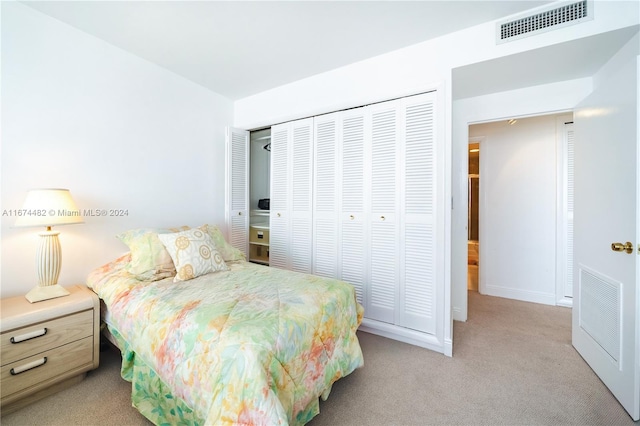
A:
25 285 70 303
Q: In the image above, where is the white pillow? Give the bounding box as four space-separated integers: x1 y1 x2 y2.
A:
116 226 190 281
158 228 228 282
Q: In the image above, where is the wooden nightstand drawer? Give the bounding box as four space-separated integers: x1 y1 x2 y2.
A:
0 285 100 414
1 310 93 365
1 336 93 399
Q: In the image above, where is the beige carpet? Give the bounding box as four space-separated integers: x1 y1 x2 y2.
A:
2 291 635 425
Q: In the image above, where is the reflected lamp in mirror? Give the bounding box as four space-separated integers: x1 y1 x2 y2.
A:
14 188 83 303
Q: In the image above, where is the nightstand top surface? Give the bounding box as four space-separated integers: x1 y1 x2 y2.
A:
0 285 99 333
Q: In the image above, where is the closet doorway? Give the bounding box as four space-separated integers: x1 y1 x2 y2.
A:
467 141 480 292
249 128 271 265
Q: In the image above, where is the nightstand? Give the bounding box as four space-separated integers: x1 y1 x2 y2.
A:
0 285 100 415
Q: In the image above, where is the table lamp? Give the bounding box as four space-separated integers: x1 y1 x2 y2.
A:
15 188 84 303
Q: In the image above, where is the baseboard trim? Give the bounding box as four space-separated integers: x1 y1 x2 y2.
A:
556 297 573 308
359 319 444 354
452 306 465 322
482 285 556 305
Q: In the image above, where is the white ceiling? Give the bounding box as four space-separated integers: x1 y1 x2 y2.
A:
22 0 558 100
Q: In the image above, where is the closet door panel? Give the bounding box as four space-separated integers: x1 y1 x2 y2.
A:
291 119 314 273
367 102 400 323
270 118 314 272
340 110 368 304
313 115 339 278
399 93 437 334
225 127 249 256
269 124 289 270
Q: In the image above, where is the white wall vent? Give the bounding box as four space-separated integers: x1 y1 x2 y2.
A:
578 266 621 365
496 0 593 44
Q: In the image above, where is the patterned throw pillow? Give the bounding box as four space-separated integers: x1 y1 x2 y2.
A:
158 228 229 282
199 224 246 262
116 226 190 281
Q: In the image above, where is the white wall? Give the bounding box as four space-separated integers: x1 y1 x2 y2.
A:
469 113 571 305
1 3 233 298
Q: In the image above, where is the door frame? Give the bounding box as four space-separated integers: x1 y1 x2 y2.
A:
451 78 591 323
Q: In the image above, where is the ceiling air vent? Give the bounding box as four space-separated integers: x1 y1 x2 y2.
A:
496 0 593 44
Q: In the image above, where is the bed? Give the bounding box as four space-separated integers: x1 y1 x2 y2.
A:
87 225 364 426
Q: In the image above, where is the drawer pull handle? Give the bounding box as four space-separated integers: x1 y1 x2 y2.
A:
10 328 48 344
10 357 48 375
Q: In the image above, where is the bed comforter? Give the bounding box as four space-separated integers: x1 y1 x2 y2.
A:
87 254 364 425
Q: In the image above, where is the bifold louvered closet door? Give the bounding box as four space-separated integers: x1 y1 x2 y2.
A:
226 127 249 257
308 91 438 337
399 94 437 333
270 118 314 273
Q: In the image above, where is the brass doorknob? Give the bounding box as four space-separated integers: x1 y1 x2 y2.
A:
611 242 633 254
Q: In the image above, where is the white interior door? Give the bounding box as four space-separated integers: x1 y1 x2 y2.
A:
572 48 638 419
225 127 249 256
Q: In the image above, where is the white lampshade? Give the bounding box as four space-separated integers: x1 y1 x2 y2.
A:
15 188 84 228
15 189 83 303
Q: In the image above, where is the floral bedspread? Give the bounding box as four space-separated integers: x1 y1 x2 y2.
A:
87 254 364 425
